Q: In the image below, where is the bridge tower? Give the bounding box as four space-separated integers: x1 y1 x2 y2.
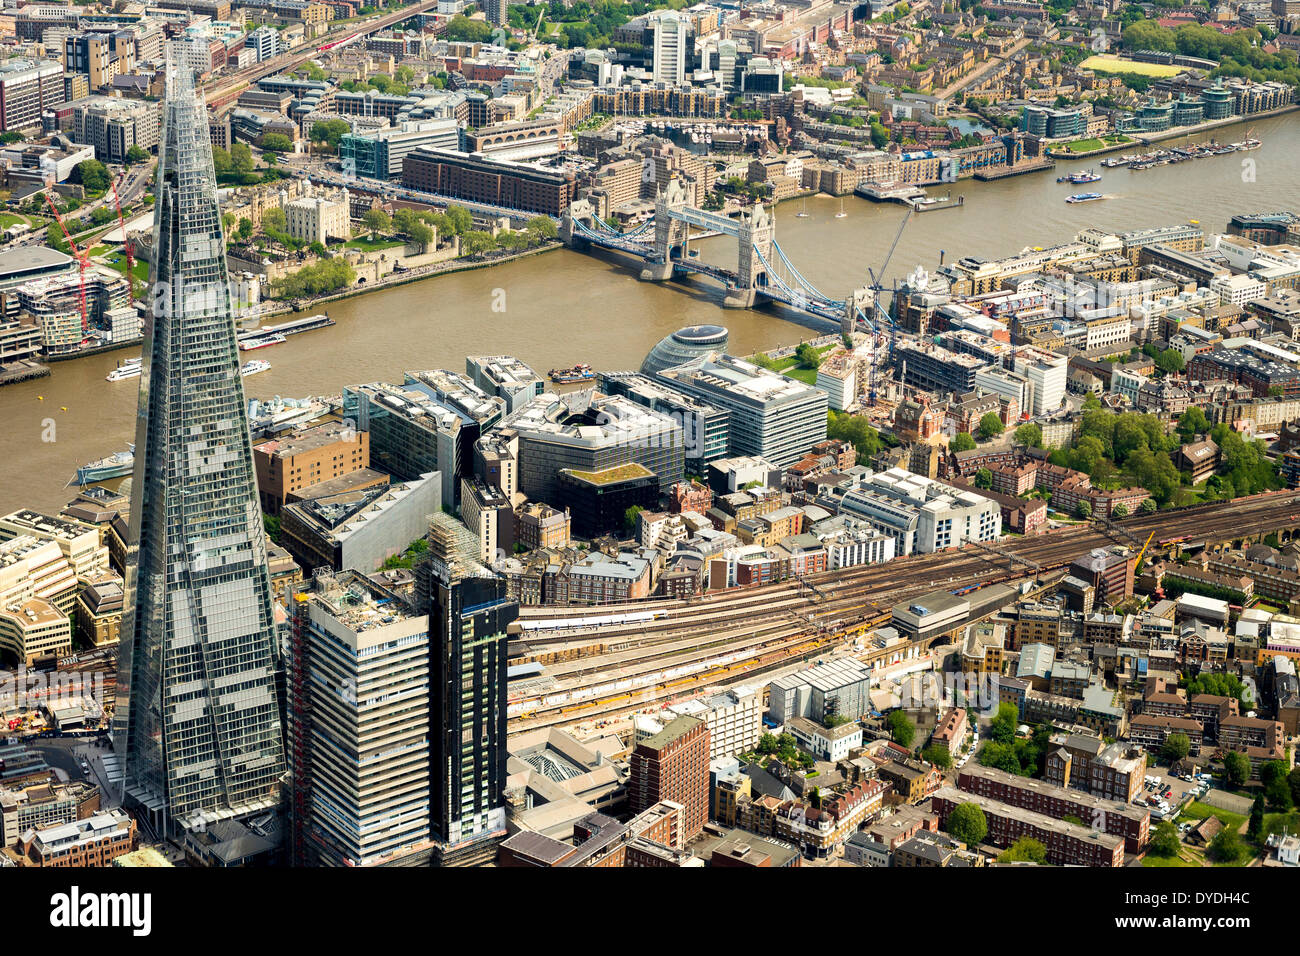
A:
725 202 773 309
844 287 873 336
641 178 691 282
559 198 597 248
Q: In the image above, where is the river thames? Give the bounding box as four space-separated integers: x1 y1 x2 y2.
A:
2 113 1296 513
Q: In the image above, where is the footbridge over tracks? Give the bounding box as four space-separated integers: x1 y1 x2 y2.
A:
560 179 880 331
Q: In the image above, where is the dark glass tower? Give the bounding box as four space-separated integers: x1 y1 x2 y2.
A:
115 46 285 836
422 512 516 866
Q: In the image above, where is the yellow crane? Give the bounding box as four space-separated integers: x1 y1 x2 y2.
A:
1134 530 1155 572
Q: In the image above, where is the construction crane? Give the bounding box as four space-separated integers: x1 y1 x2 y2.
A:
864 206 914 405
1133 530 1156 572
43 195 90 336
110 176 138 304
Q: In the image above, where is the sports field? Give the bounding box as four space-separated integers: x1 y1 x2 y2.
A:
1079 54 1187 77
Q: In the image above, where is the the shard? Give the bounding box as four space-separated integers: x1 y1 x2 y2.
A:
115 43 285 836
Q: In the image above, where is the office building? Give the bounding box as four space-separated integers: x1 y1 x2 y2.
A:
1012 346 1067 416
0 59 65 133
465 355 544 414
289 570 433 866
69 95 160 163
641 325 730 377
345 370 505 507
556 463 661 539
656 353 827 467
629 715 709 843
649 10 691 85
279 473 442 573
768 657 873 724
18 809 136 867
115 57 285 837
423 513 517 865
402 148 577 216
340 119 460 180
252 421 370 515
503 390 685 504
597 370 730 474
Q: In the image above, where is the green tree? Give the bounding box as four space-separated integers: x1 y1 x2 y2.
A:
998 836 1047 863
1075 499 1092 519
922 743 953 770
794 342 823 370
1224 750 1251 788
361 209 392 237
950 432 976 452
887 710 915 748
408 221 435 251
460 230 497 256
1015 422 1043 448
72 159 111 193
125 144 149 165
525 215 558 241
309 118 350 150
1248 795 1266 842
237 218 254 242
827 411 882 464
946 802 988 847
974 467 993 489
989 702 1018 744
262 207 287 234
444 204 473 236
977 412 1004 441
1140 497 1157 513
1161 733 1190 763
1150 820 1181 857
231 142 255 174
1207 828 1245 864
624 505 644 534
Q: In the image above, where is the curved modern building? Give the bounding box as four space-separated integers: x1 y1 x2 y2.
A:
641 324 729 376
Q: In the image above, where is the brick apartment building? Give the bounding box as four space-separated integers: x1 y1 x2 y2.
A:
629 716 710 843
957 764 1149 852
931 787 1126 867
252 421 370 515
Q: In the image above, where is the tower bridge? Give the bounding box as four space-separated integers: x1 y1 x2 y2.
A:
560 180 881 332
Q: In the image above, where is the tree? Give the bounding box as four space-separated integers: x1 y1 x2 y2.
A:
212 146 233 177
309 118 350 150
1140 497 1157 513
887 710 915 748
795 342 822 370
1224 751 1251 788
460 230 497 256
624 505 644 534
946 802 988 847
1248 795 1266 842
1161 733 1190 763
1150 820 1181 857
998 836 1047 863
71 159 111 194
1075 499 1092 519
408 221 435 251
270 256 356 299
989 702 1018 744
950 432 976 452
973 467 993 490
827 411 882 463
1207 828 1244 864
1176 406 1209 443
922 743 953 770
262 207 287 234
1112 504 1129 518
231 142 255 174
1015 422 1043 448
444 204 473 236
237 218 254 242
977 412 1004 441
125 144 149 165
525 215 558 241
361 209 392 237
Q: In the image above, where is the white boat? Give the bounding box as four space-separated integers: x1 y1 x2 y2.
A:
106 357 142 382
241 359 271 377
796 198 810 218
239 333 286 351
834 198 847 218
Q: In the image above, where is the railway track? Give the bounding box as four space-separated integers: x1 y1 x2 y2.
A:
506 491 1300 734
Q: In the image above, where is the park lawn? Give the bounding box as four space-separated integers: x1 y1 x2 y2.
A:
344 236 407 251
1182 800 1248 833
1263 810 1300 837
1141 851 1199 867
0 212 33 229
1058 134 1132 153
105 256 149 283
1079 55 1186 77
783 366 820 385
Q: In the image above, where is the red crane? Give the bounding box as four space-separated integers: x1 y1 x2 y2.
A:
110 176 138 303
43 194 90 336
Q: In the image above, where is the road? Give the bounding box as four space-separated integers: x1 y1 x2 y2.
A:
936 37 1031 101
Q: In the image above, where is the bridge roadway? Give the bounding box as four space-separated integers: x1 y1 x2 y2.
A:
507 491 1300 732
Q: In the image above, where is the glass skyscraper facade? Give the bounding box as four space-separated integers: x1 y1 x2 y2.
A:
115 46 285 835
421 512 515 866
